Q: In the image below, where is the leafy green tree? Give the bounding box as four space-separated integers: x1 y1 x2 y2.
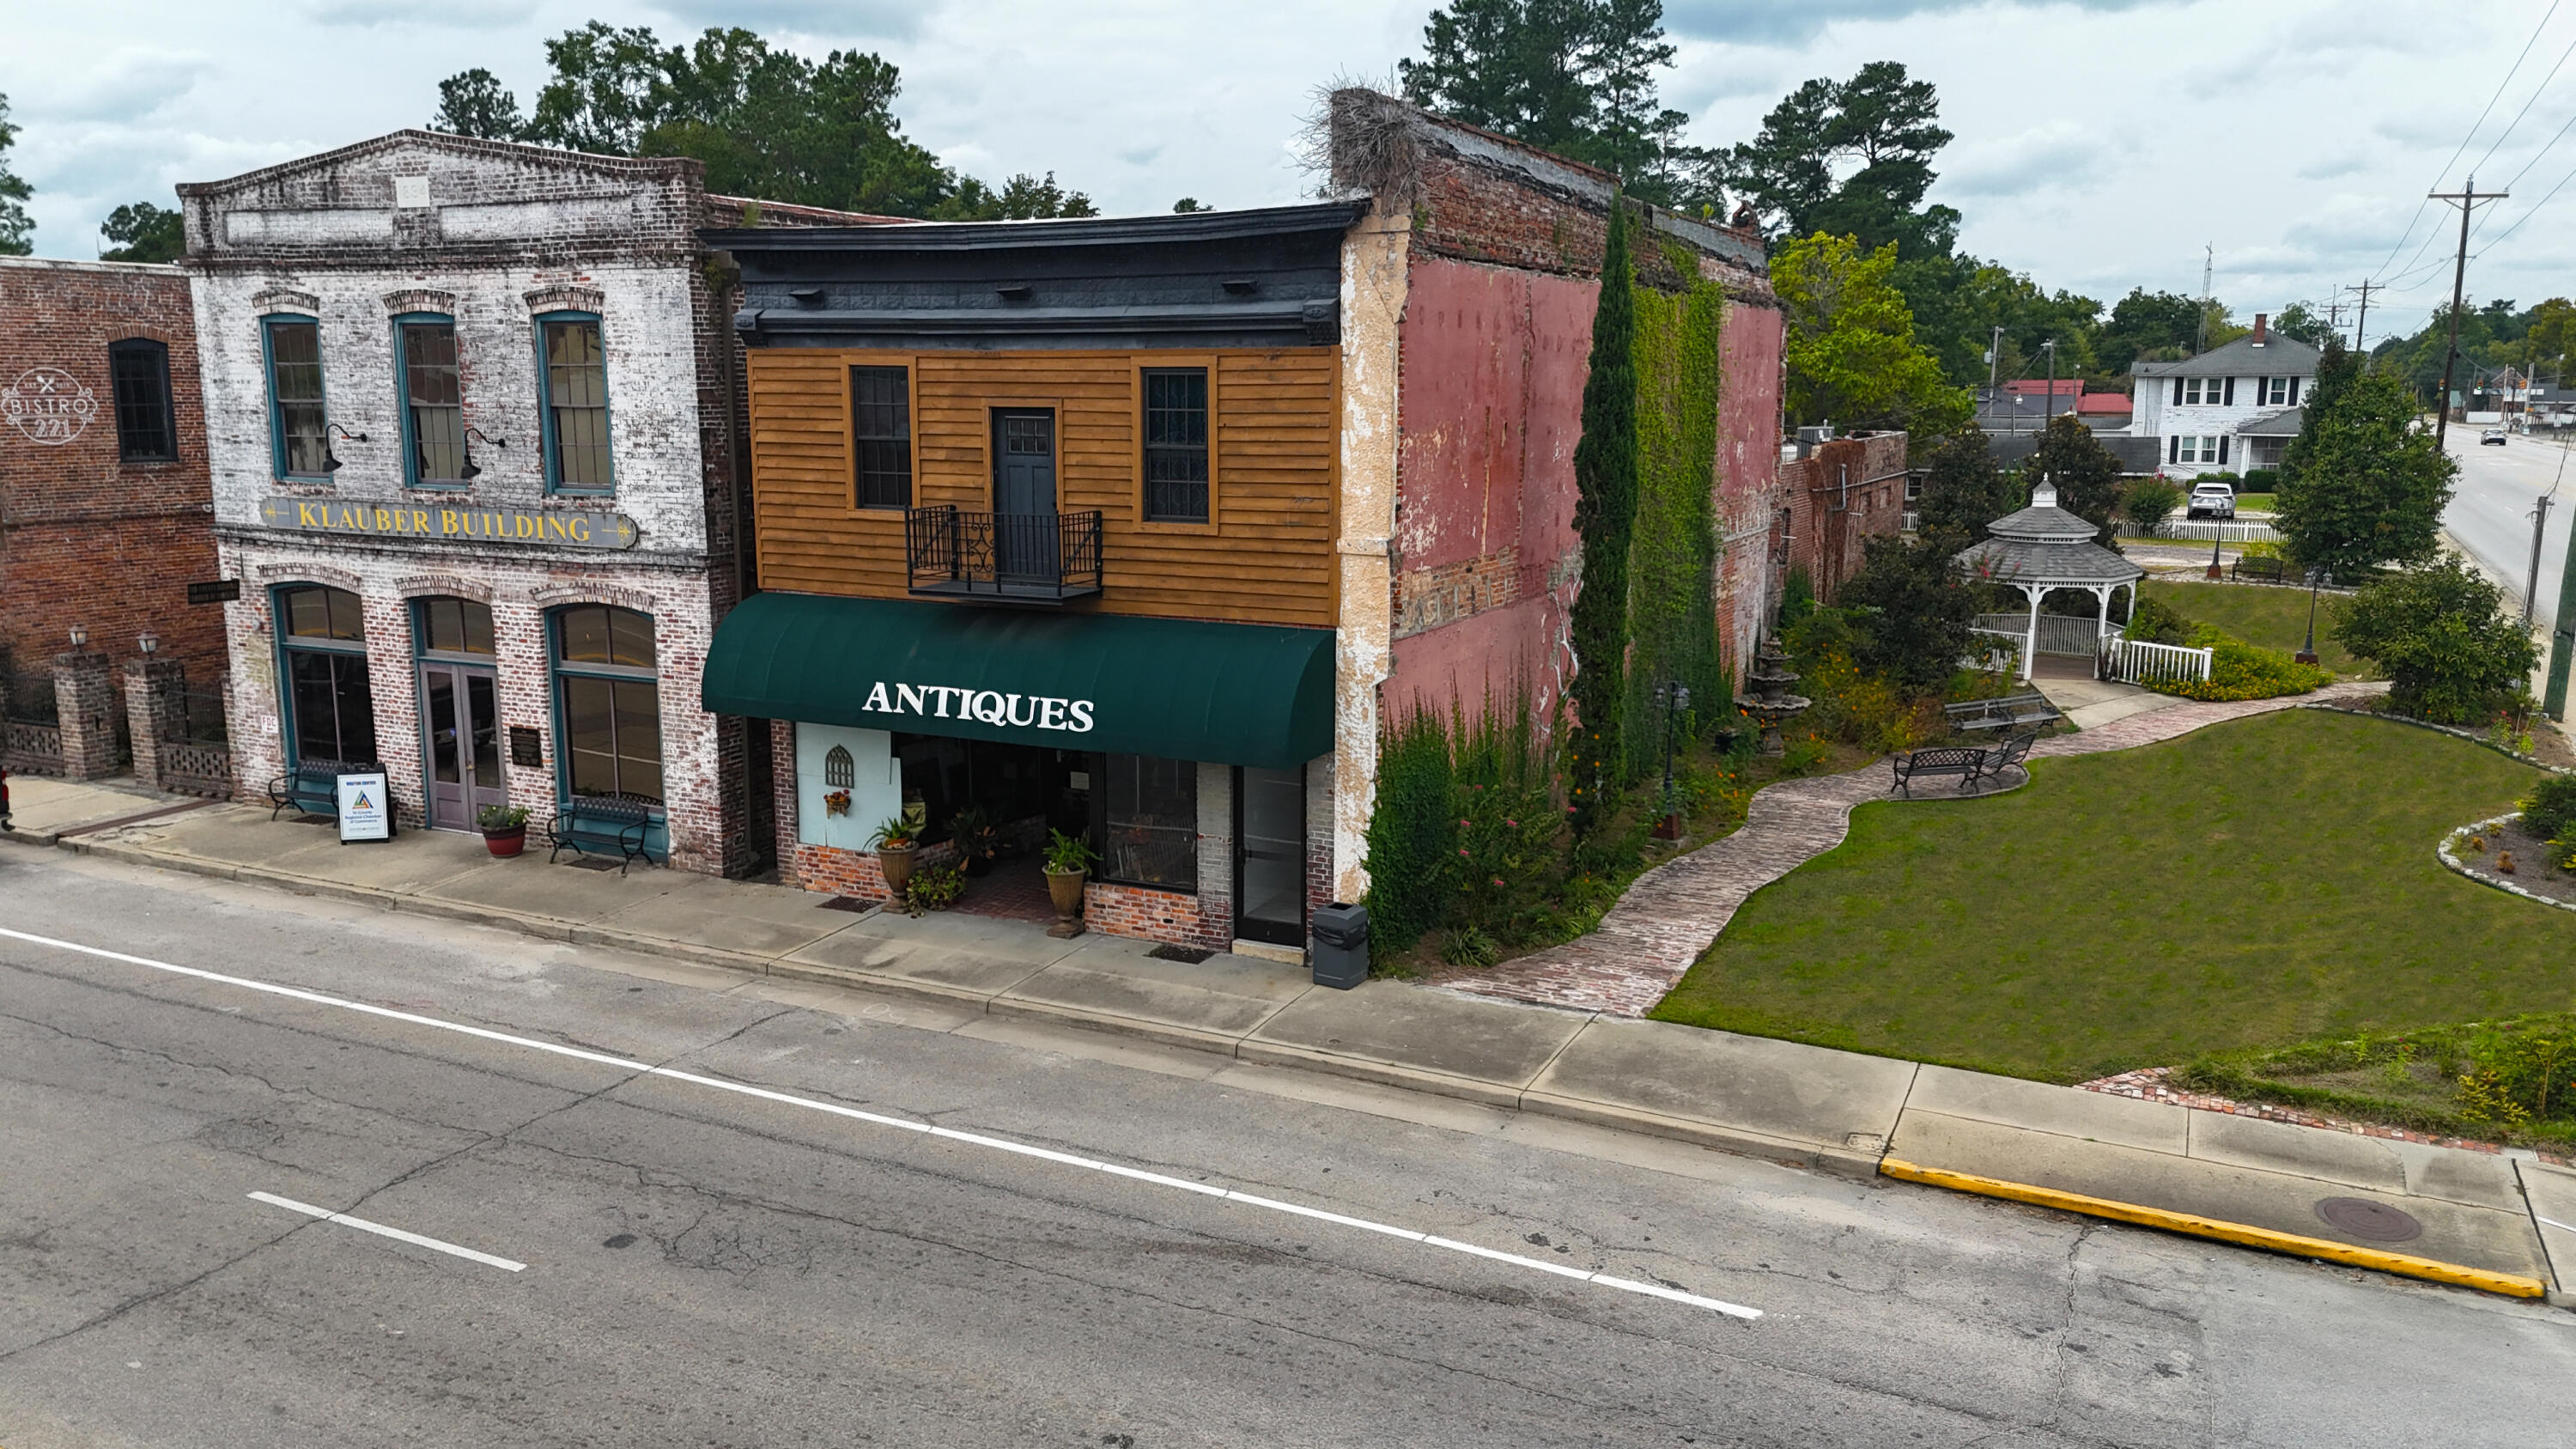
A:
1726 62 1958 260
1899 253 2102 390
1913 428 2015 548
1171 197 1207 213
2280 336 2360 491
1400 0 1710 206
2331 558 2538 723
2522 296 2575 382
474 23 1086 221
2025 413 2122 548
1771 232 1970 435
0 92 32 257
2275 368 2454 576
2096 288 2201 372
1567 199 1639 828
98 201 182 263
430 68 528 140
1838 534 1978 693
2270 301 2337 349
2121 478 2184 536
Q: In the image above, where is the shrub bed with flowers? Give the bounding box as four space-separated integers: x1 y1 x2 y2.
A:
2148 624 2332 702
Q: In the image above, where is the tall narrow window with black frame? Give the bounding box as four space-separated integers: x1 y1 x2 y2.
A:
264 318 329 478
107 339 176 462
1142 368 1209 523
852 365 911 508
540 318 611 491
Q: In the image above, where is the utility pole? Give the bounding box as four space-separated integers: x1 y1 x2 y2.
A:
2043 339 2059 426
2326 288 2346 338
2350 279 2380 355
2198 244 2214 352
2430 180 2506 454
1987 325 2005 432
2529 494 2554 624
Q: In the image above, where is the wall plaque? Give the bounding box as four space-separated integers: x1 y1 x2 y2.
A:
187 580 243 605
257 496 641 549
508 726 544 768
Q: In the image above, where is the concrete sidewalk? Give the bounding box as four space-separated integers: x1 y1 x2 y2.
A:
6 776 2567 1304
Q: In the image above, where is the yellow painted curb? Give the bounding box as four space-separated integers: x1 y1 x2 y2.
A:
1880 1157 2547 1300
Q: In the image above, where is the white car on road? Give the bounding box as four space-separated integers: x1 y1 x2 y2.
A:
2185 480 2237 520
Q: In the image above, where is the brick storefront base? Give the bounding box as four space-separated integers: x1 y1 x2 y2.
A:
787 839 958 900
1083 880 1231 952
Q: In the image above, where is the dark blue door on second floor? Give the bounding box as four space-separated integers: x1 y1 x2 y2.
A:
993 409 1057 581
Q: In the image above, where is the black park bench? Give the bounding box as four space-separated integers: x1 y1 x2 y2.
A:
267 757 379 822
2232 555 2288 584
548 793 659 874
1890 746 1990 797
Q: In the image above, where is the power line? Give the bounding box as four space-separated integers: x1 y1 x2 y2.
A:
2477 152 2576 251
2468 30 2576 180
2370 0 2561 282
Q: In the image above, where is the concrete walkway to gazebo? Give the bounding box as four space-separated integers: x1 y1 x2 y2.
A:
1437 681 2386 1018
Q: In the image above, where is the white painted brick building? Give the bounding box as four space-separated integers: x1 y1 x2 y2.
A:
179 131 887 874
2132 314 2319 478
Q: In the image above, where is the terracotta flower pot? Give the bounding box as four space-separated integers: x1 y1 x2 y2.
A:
1044 867 1087 939
878 844 917 898
482 825 526 858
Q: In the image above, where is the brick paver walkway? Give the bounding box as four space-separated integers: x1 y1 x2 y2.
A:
1437 682 2387 1017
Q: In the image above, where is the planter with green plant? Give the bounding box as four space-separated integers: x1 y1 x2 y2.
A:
905 861 965 913
1042 829 1097 938
947 805 999 877
868 815 920 898
476 803 531 858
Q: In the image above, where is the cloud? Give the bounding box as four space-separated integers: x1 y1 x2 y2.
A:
22 49 216 123
1662 0 2172 47
2297 153 2369 181
304 0 538 26
646 0 927 41
1939 121 2096 198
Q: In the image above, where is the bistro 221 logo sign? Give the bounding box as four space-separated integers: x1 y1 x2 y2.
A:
3 367 98 446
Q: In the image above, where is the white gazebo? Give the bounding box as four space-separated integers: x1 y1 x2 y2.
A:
1953 481 2145 683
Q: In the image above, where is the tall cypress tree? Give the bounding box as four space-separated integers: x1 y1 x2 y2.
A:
1568 198 1638 831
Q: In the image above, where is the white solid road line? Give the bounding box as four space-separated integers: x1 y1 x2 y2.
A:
1 925 1761 1321
2541 1215 2576 1234
247 1190 528 1272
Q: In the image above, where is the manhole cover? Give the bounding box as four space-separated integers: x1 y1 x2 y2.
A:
2314 1196 2422 1243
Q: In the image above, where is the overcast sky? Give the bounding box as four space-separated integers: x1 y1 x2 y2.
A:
5 0 2573 342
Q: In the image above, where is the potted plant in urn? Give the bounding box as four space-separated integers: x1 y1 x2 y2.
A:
947 805 999 877
1042 828 1096 939
868 814 920 898
476 803 531 858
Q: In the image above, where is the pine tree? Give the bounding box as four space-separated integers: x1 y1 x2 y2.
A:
1567 199 1638 831
2279 336 2360 495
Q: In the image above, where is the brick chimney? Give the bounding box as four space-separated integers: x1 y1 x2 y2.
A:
2252 313 2268 343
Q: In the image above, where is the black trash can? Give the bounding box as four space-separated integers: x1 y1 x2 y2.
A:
1309 901 1369 989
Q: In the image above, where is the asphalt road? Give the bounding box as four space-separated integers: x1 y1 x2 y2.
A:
3 844 2572 1447
2443 430 2576 628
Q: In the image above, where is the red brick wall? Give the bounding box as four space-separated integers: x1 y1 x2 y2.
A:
0 259 221 690
1084 880 1230 951
1783 433 1909 600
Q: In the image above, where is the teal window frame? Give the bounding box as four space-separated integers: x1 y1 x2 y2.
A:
271 582 375 769
533 310 614 495
260 314 331 482
392 311 468 490
545 605 668 858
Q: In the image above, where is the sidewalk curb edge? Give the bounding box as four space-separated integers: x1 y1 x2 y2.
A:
1881 1156 2547 1299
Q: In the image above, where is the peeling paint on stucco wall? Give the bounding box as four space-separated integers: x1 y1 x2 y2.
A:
1715 290 1787 681
1331 204 1411 904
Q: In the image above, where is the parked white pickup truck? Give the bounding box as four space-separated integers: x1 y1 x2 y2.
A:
2185 480 2237 520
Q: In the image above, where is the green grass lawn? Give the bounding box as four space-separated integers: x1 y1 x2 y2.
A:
1651 710 2576 1081
2139 578 2366 676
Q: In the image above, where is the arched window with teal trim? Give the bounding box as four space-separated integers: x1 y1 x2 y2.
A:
535 311 612 493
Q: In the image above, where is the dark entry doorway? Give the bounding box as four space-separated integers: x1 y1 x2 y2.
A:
1235 764 1305 947
992 408 1058 582
421 661 504 830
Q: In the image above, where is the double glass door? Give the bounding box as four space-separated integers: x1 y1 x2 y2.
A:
1235 764 1306 947
421 661 504 830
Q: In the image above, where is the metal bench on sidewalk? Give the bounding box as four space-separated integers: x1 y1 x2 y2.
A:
548 793 659 874
266 757 370 822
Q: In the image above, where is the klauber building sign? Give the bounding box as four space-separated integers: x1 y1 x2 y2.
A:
257 496 641 549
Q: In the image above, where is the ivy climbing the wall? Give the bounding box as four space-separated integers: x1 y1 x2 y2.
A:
1623 247 1729 781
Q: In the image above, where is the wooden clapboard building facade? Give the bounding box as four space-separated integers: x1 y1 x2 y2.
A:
705 89 1783 957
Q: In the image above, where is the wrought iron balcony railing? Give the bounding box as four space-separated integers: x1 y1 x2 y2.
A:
904 506 1104 603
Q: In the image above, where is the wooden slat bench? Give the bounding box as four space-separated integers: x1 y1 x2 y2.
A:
548 794 659 874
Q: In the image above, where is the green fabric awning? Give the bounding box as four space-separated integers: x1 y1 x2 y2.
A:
702 592 1336 770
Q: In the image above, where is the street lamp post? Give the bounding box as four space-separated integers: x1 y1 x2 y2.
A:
1651 680 1691 840
2297 567 2327 665
2206 527 2224 581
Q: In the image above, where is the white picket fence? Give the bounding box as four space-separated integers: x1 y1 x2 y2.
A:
2105 636 2214 685
1971 612 2114 657
2151 518 2279 544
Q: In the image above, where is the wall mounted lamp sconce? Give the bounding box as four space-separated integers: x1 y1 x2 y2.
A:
324 423 368 473
68 624 89 649
137 630 159 656
461 426 507 482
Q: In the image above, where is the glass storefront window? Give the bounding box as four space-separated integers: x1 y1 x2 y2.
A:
418 595 495 654
1099 753 1196 890
554 605 662 804
277 585 375 764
